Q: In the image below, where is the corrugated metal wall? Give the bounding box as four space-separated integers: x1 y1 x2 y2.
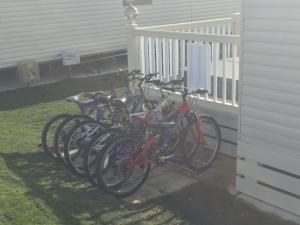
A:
0 0 240 69
237 0 300 219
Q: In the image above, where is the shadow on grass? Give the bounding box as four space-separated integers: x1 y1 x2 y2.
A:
2 151 294 225
0 73 125 111
1 151 181 225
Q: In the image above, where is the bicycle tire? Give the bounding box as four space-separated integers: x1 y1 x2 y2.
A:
53 114 94 163
96 135 151 198
181 114 221 172
83 128 124 186
64 120 106 176
41 113 71 159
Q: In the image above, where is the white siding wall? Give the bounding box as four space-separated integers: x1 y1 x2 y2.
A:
0 0 240 69
237 0 300 219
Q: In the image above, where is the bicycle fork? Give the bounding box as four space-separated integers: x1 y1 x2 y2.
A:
189 114 207 145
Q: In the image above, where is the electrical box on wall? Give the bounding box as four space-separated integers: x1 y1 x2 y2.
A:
62 49 80 66
17 60 40 84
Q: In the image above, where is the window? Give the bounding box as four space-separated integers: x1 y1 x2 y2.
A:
123 0 152 6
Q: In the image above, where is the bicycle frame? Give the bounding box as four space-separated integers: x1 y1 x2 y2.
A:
127 135 159 170
121 88 208 171
72 76 149 122
163 90 207 146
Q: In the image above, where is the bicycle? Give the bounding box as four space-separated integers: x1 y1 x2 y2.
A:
62 72 160 175
40 72 122 159
95 86 221 197
50 70 146 162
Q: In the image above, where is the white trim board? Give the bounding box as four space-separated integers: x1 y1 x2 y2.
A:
238 194 300 224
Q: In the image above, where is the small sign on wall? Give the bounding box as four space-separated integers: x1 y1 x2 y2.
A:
62 49 80 66
123 0 152 6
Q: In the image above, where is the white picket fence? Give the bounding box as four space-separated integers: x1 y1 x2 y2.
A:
127 13 241 107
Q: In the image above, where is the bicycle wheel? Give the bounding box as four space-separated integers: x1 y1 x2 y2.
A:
64 120 106 176
53 114 94 163
41 113 71 159
96 135 151 198
164 128 181 154
83 128 124 185
182 114 221 172
144 100 158 111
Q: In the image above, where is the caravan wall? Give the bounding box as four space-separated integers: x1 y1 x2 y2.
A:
0 0 240 69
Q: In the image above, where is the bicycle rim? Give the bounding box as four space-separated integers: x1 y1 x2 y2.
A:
183 114 221 171
97 136 151 197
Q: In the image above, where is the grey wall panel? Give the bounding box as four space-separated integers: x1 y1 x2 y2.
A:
0 0 240 69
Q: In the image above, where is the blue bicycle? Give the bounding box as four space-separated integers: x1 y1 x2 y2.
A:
61 73 159 175
41 70 141 159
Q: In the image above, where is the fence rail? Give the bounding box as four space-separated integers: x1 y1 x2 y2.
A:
127 13 240 107
140 17 234 31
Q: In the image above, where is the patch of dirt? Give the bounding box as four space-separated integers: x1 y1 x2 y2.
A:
150 182 297 225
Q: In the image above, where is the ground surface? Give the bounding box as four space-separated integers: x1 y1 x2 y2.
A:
0 77 296 225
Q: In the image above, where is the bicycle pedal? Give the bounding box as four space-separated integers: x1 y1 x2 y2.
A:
159 154 176 161
170 157 184 165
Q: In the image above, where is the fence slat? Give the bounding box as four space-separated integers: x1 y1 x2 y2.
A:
213 43 218 102
144 37 150 75
180 39 186 79
213 26 220 102
204 26 211 100
165 39 170 81
162 38 167 80
227 24 232 58
155 37 162 80
148 37 154 73
169 39 173 81
237 159 300 198
152 38 157 74
222 42 227 104
194 28 198 44
232 44 237 106
139 36 145 74
174 39 179 79
236 176 300 217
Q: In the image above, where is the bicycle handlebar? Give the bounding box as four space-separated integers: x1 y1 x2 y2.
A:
145 72 159 80
145 79 168 86
145 77 183 87
161 85 208 98
130 69 142 75
190 89 209 95
161 86 177 92
166 78 184 86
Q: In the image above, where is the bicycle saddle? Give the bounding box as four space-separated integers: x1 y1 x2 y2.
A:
66 95 81 103
65 93 89 102
110 96 129 107
66 91 105 103
94 93 114 104
191 89 209 95
83 91 105 99
148 121 176 130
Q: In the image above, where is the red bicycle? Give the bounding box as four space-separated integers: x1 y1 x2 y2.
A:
96 85 221 198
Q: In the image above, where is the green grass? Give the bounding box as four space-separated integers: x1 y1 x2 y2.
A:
0 101 183 225
0 77 184 225
0 76 296 225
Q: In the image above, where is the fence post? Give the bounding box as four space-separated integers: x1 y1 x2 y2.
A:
232 12 241 35
232 12 241 108
125 4 139 72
